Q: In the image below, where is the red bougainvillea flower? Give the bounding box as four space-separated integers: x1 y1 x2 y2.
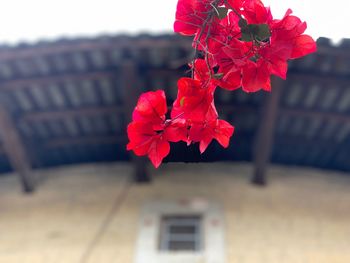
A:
171 77 218 122
132 89 167 125
269 9 317 59
189 119 235 153
208 1 316 92
241 60 271 92
127 121 170 168
127 0 317 168
191 58 240 91
240 0 272 24
127 90 170 168
174 0 223 36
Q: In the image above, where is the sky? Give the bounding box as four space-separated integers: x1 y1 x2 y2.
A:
0 0 346 45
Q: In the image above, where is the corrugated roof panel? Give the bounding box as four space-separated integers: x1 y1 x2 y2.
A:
33 122 50 139
303 84 320 108
217 89 232 104
296 53 315 71
149 48 164 67
33 57 51 75
0 62 14 79
276 116 289 134
241 114 257 131
320 121 338 140
71 52 88 71
319 88 339 110
90 50 107 69
12 89 34 111
80 80 97 105
47 84 66 108
290 118 305 136
77 116 94 135
285 83 303 107
110 49 123 66
52 54 68 72
91 116 108 134
17 121 33 137
30 84 50 109
98 79 116 105
0 35 349 173
334 57 350 74
126 47 137 60
15 59 34 77
47 120 65 137
335 123 350 143
108 115 122 133
63 81 82 107
149 76 166 91
167 77 179 101
319 56 333 73
168 46 187 62
235 90 249 103
62 119 79 137
305 118 322 139
336 89 350 113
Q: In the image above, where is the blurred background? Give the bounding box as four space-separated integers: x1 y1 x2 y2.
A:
0 0 349 262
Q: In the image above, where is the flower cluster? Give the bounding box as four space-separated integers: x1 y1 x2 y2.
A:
127 0 316 167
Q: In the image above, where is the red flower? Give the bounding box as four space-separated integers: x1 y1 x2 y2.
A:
241 0 272 24
127 90 170 168
127 121 170 168
127 0 317 168
132 89 167 126
241 60 271 92
174 0 222 36
189 119 235 153
171 77 218 122
163 119 189 143
270 9 317 59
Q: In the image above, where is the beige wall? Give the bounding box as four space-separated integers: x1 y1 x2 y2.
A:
0 163 350 262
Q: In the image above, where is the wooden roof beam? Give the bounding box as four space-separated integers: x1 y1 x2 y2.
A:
281 108 350 123
0 71 116 90
0 104 34 192
121 59 149 183
252 77 284 186
0 37 192 61
19 106 123 123
44 135 126 148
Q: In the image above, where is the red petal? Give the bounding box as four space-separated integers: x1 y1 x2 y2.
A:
291 35 317 59
132 90 167 123
242 61 271 92
171 77 217 122
163 119 188 143
127 122 156 156
148 137 170 168
214 120 235 148
189 123 213 153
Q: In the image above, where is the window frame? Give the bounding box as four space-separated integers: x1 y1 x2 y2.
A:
134 199 226 263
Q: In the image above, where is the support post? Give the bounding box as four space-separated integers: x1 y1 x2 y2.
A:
0 104 34 192
121 60 150 182
252 77 283 186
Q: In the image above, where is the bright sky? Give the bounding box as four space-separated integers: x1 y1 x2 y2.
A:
0 0 345 45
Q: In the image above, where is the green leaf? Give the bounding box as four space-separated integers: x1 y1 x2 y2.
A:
213 73 224 79
216 7 228 19
255 24 271 41
240 23 271 42
238 18 248 29
241 27 253 42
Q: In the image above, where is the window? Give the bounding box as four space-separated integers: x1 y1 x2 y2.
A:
159 215 202 251
135 199 226 263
